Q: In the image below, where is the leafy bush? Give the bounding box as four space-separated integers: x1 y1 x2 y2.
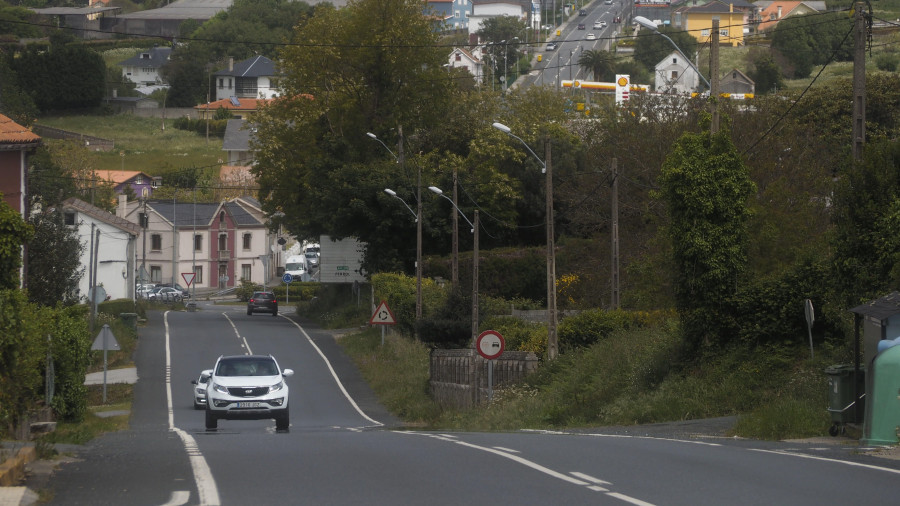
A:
235 279 262 301
481 315 547 357
172 116 228 137
875 53 899 72
557 309 655 354
372 273 445 337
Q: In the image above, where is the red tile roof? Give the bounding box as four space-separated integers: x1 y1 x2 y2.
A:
0 114 41 146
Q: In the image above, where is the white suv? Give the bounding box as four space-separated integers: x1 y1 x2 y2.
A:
205 355 294 431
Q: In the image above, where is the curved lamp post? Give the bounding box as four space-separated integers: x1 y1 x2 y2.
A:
429 186 480 343
633 16 710 90
491 121 558 360
384 189 417 222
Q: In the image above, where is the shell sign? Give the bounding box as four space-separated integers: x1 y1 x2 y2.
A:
615 75 630 104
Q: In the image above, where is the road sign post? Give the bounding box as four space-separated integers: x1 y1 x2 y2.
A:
476 330 505 401
282 273 293 304
369 301 397 345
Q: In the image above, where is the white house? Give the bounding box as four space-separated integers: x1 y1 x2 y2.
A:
214 55 280 102
118 195 278 291
62 197 140 302
117 47 172 86
468 1 527 39
448 47 485 84
653 50 704 94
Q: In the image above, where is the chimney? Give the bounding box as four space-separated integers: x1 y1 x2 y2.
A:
777 6 782 18
117 194 127 218
228 57 234 71
112 88 117 99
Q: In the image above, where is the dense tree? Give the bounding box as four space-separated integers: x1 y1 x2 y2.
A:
11 44 105 111
0 55 38 126
0 3 42 39
27 146 79 210
656 114 755 351
632 25 699 73
26 209 84 306
770 11 853 79
158 52 209 107
476 16 527 88
747 51 784 95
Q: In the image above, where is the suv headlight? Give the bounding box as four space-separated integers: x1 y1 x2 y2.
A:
212 382 229 394
270 380 284 393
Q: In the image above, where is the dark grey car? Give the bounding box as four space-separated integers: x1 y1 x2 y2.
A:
247 291 278 316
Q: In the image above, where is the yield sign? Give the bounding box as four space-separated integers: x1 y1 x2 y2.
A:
369 300 397 325
182 272 196 287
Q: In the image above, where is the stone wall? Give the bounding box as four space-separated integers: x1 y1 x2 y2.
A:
430 348 538 409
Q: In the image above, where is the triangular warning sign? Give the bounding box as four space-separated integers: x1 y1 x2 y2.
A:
369 300 397 325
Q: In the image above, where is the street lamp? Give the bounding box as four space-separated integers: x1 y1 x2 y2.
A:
492 121 558 361
633 16 711 90
384 189 417 221
366 132 398 161
429 186 480 344
369 131 423 331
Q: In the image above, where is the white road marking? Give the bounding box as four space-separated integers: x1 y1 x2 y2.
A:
493 446 520 453
397 431 657 504
281 317 383 426
606 492 656 505
750 448 900 475
165 311 221 506
222 313 252 355
570 471 611 485
159 490 190 506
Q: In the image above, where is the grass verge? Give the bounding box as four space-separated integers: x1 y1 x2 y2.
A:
337 323 839 440
39 384 133 446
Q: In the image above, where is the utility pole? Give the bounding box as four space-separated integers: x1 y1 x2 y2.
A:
710 19 720 134
852 3 867 161
545 140 558 361
610 158 619 310
452 167 459 288
471 210 480 344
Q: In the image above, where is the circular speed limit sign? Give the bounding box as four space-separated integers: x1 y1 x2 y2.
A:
476 330 505 360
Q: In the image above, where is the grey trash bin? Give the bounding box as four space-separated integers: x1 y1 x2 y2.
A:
824 364 865 435
120 312 138 331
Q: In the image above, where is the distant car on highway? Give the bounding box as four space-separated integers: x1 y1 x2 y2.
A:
578 23 585 30
247 291 278 316
545 42 558 51
191 370 213 409
586 33 597 40
148 286 182 302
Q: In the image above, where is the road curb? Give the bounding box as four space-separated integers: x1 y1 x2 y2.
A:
0 446 36 486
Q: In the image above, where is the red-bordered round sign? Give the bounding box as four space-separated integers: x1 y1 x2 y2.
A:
476 330 505 360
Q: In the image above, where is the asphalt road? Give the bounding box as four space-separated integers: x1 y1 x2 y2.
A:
41 302 900 505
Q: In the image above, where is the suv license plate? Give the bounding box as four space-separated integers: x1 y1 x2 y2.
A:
235 402 261 408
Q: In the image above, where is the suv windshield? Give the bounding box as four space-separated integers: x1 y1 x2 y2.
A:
216 357 279 376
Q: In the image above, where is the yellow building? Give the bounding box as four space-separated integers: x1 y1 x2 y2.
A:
673 0 751 47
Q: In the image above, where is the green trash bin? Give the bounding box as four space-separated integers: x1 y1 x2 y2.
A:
824 364 865 435
120 312 138 331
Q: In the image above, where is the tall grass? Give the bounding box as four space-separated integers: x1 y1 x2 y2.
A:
337 323 840 439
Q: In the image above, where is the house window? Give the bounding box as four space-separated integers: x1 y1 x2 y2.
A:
150 266 162 283
220 211 225 223
235 77 258 97
672 57 678 64
193 265 203 284
139 212 148 228
701 29 710 37
135 175 143 184
218 233 227 252
733 72 738 79
243 233 252 250
456 54 462 61
194 234 202 252
241 264 251 281
670 71 679 80
219 78 224 88
151 234 162 251
228 78 233 90
720 29 729 37
64 212 76 226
